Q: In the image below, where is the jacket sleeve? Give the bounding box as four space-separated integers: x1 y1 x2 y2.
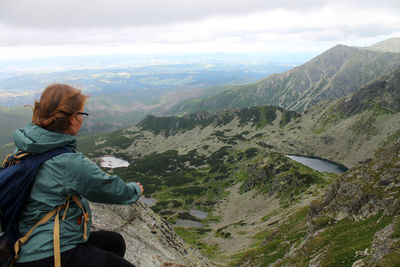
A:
60 152 141 204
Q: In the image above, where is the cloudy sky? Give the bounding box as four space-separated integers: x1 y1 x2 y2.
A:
0 0 399 60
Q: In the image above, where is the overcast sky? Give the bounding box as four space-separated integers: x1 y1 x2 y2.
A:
0 0 399 60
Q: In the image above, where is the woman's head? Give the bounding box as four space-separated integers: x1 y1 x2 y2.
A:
32 84 89 135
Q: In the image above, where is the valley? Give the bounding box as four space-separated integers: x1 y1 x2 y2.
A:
77 74 399 265
1 38 399 266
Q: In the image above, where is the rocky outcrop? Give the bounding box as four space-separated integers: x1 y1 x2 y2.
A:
305 140 400 265
351 222 398 267
309 140 400 221
90 201 211 267
337 65 400 116
241 153 319 202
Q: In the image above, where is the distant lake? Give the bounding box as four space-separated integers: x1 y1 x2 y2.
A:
174 219 204 228
286 155 348 174
100 156 129 168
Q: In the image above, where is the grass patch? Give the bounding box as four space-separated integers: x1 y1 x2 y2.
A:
299 214 393 266
174 227 218 258
231 207 309 266
240 153 332 203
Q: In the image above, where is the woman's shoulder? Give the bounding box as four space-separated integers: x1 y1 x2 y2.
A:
44 149 97 173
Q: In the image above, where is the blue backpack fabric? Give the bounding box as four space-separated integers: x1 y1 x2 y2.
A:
0 147 71 266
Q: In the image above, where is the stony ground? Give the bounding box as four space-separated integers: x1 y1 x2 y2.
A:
202 182 324 266
90 201 211 267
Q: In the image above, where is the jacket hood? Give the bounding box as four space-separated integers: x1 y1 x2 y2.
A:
14 123 77 153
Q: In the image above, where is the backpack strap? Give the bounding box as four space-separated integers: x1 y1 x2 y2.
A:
13 204 64 266
1 152 31 168
13 195 89 267
71 195 89 241
53 205 62 267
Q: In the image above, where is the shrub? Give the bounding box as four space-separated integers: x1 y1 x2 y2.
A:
171 186 207 196
101 129 133 149
159 210 175 215
185 198 194 205
245 147 259 158
177 212 199 220
163 172 195 186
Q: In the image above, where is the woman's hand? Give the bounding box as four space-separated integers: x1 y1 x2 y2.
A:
137 182 144 194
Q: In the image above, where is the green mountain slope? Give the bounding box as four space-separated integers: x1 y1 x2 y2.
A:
170 43 400 114
234 139 400 266
366 37 400 53
137 106 299 137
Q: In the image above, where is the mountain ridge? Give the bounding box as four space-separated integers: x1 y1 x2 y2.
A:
169 43 400 114
80 65 400 169
337 65 400 116
366 37 400 53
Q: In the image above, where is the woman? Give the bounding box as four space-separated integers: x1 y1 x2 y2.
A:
13 84 142 267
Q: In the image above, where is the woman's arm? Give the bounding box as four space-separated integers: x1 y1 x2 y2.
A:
59 152 142 204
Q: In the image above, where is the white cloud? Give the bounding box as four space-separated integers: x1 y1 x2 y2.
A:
1 0 399 28
0 0 399 60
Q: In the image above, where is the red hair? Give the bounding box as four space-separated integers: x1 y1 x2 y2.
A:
32 84 89 133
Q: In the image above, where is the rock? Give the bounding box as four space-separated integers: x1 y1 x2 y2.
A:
377 179 391 187
90 201 211 267
335 211 348 221
366 223 397 265
322 180 339 206
351 259 366 267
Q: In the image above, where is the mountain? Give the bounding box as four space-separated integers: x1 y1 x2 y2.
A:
76 64 400 265
170 42 400 114
80 65 400 169
366 37 400 53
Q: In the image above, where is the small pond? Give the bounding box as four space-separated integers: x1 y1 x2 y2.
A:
173 210 208 227
174 219 204 228
189 209 208 220
140 196 157 207
100 156 129 169
285 155 348 174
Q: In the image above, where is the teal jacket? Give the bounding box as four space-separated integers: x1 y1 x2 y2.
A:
13 123 141 263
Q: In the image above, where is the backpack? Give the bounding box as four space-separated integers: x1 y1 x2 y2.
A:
0 147 71 267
